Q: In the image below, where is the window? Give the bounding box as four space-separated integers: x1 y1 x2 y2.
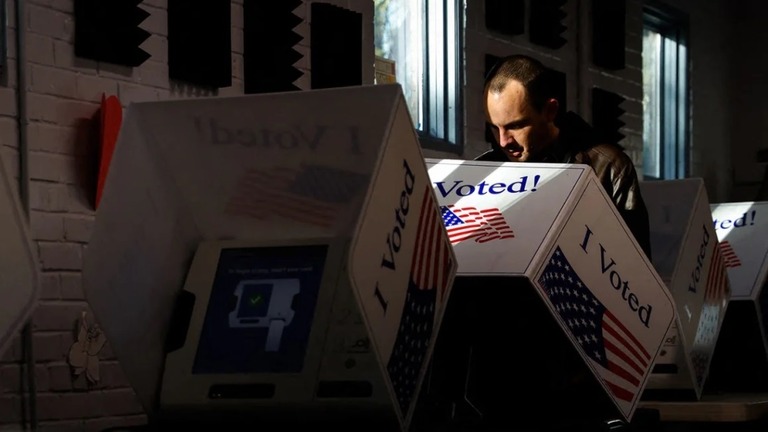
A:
642 4 689 179
374 0 464 153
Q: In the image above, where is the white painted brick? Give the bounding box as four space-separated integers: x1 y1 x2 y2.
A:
0 118 19 147
29 0 74 13
28 152 79 184
37 241 83 270
0 334 22 363
2 58 18 93
27 33 56 66
231 26 244 54
89 362 131 390
0 396 22 423
219 82 245 97
39 272 61 299
100 389 145 416
156 87 171 100
294 44 310 71
2 146 19 180
140 35 168 64
294 72 310 91
28 5 74 42
60 272 84 300
30 64 79 98
232 53 244 80
27 93 99 126
96 62 138 82
293 2 308 21
5 26 17 60
0 364 21 393
65 184 94 215
142 0 166 8
53 39 99 73
232 2 244 29
76 74 120 103
30 210 65 241
135 60 170 89
63 214 93 243
29 180 69 212
47 362 77 392
28 122 81 155
33 302 90 333
31 331 69 361
141 7 167 36
117 82 161 104
97 342 117 361
5 0 15 29
36 392 103 420
35 364 51 393
0 363 49 395
0 88 19 117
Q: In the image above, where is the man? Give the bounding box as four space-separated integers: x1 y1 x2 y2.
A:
479 54 652 259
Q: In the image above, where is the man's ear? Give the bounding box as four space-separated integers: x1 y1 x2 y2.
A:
544 98 559 121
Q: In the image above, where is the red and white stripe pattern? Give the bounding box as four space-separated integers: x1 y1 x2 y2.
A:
718 240 742 268
412 188 454 298
705 241 731 305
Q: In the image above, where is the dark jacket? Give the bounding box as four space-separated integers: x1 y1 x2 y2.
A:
477 112 652 259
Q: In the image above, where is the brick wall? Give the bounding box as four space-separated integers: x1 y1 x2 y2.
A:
0 0 372 430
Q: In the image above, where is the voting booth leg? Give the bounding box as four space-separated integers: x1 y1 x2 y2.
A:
705 299 768 393
414 276 622 431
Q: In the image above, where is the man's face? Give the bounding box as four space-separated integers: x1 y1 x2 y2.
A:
485 80 558 162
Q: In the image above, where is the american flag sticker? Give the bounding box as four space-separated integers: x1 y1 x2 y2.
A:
705 241 731 305
225 164 368 227
688 240 731 389
537 246 651 405
690 304 722 387
718 240 742 268
441 205 515 244
387 186 455 420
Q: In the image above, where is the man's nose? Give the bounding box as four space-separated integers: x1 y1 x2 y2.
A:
499 133 515 147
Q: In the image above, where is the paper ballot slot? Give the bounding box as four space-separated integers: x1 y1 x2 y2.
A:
82 84 457 431
638 179 730 400
419 159 675 427
704 201 768 392
0 162 39 357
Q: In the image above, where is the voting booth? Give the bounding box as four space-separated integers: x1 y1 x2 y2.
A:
417 159 675 429
705 201 768 392
82 84 457 431
0 161 40 357
637 179 730 399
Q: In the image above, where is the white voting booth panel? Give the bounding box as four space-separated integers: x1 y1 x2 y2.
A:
710 201 768 301
639 179 730 399
426 159 675 421
82 84 457 431
0 162 39 357
705 201 768 392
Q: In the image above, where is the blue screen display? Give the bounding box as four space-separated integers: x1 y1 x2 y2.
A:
192 245 327 374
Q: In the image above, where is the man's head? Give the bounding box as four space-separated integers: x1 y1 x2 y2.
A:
484 55 560 162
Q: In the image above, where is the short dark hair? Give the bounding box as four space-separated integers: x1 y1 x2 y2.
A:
485 54 557 112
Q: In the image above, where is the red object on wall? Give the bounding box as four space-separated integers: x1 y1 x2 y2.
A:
95 94 122 209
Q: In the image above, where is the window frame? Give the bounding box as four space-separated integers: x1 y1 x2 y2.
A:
642 3 690 180
374 0 465 155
